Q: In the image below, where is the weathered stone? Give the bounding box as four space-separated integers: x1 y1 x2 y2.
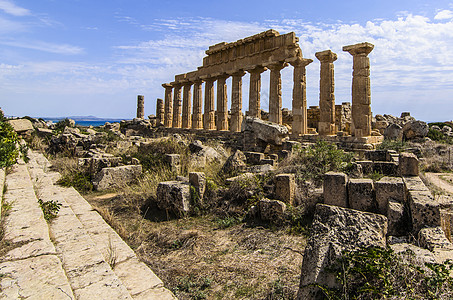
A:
93 165 142 191
203 78 216 130
156 98 165 126
260 158 277 166
222 149 247 173
441 209 453 242
244 151 265 165
282 141 302 152
137 95 145 119
230 71 246 132
356 160 373 174
156 181 190 216
172 84 182 128
402 120 429 140
258 199 286 221
390 243 436 264
189 172 206 201
323 172 348 208
418 226 453 252
387 199 406 236
348 178 376 212
275 174 296 205
374 177 405 215
403 176 430 193
399 152 419 176
243 116 289 145
290 58 312 136
384 123 403 140
8 119 34 133
373 161 398 176
268 62 286 124
181 83 192 129
365 150 388 162
216 75 229 131
164 154 181 173
162 84 173 128
297 204 387 299
247 164 274 173
409 190 440 234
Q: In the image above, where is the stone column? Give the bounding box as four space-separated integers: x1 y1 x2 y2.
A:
216 74 229 131
136 95 144 119
315 50 337 136
290 58 313 136
343 42 374 137
172 83 182 128
268 62 287 124
156 98 164 126
203 78 216 130
162 84 173 127
192 79 203 129
247 66 267 119
230 70 246 132
181 82 192 129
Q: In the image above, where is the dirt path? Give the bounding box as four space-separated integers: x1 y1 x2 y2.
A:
424 172 453 195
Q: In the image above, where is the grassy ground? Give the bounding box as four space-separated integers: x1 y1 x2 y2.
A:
84 192 306 300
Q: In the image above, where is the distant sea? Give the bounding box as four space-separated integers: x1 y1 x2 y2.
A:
44 118 123 127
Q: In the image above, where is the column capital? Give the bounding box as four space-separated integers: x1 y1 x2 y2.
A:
267 61 288 71
315 50 337 63
162 83 172 89
229 70 246 77
216 73 230 80
343 42 374 56
170 82 182 88
290 58 313 67
247 65 267 74
181 80 193 87
193 78 203 84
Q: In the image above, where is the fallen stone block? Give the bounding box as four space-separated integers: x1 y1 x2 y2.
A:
373 161 398 176
189 172 206 201
260 158 277 166
243 116 289 145
403 176 430 193
165 154 181 173
441 208 453 242
258 199 286 221
387 199 406 236
156 181 190 216
222 149 247 173
409 190 440 234
348 178 376 212
323 172 348 208
244 151 265 165
298 204 387 299
375 176 405 215
365 150 388 162
418 226 453 252
275 173 295 205
356 160 373 174
399 152 419 176
93 165 142 191
8 118 34 133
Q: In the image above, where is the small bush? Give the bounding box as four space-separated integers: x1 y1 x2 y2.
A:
54 118 72 133
428 128 453 145
0 120 19 168
214 216 242 229
38 199 62 221
57 171 93 192
377 139 408 152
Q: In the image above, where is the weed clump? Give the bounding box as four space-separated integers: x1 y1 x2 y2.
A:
38 199 62 221
0 118 19 168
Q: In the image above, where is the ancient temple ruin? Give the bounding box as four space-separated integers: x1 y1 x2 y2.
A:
159 29 382 145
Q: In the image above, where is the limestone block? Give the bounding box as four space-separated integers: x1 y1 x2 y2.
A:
189 172 206 200
275 173 296 205
282 141 301 152
402 120 429 140
441 209 453 242
373 161 398 176
418 226 453 252
390 243 436 264
365 150 388 162
260 158 277 166
375 177 405 215
348 178 376 212
222 149 247 173
298 204 387 299
409 190 440 234
258 199 286 221
399 152 419 176
244 151 265 165
387 199 406 236
8 118 34 133
356 160 373 174
93 165 142 191
247 164 274 173
156 181 190 216
164 154 181 173
243 116 289 145
402 176 430 193
384 123 403 140
323 172 348 208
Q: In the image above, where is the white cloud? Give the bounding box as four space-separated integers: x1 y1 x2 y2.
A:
0 40 84 55
0 0 30 16
434 9 453 20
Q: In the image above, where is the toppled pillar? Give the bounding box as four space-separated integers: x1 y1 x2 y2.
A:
189 172 206 201
162 84 173 128
156 98 165 126
181 82 192 129
136 95 144 119
230 70 246 132
291 58 313 136
203 78 216 130
323 172 348 208
269 62 287 124
172 83 182 128
343 42 374 137
315 50 337 136
216 74 229 131
399 152 419 176
192 79 203 129
275 173 296 205
248 66 267 119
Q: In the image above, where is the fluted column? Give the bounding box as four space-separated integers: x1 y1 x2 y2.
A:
315 50 337 136
162 83 173 127
181 82 192 129
290 58 313 136
343 42 374 137
216 74 229 131
230 70 246 132
192 79 203 129
172 83 182 128
156 98 164 126
136 95 144 119
268 62 287 124
203 78 216 130
247 66 267 119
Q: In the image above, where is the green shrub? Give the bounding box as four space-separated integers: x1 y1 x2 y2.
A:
54 118 72 133
0 120 19 168
214 216 242 229
57 171 93 192
428 128 453 144
38 199 62 221
377 139 408 152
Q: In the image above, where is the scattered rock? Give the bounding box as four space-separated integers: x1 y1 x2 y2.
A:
8 119 34 134
258 199 286 221
92 165 142 191
243 116 289 145
222 150 247 173
156 181 191 216
402 120 429 140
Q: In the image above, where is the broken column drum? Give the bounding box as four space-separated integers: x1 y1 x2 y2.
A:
156 98 165 126
136 95 144 119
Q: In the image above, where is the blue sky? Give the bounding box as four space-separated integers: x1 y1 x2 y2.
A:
1 0 453 121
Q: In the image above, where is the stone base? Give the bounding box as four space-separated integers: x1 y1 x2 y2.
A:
293 134 384 150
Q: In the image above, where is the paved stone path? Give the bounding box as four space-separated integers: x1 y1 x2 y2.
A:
424 172 453 196
0 152 176 299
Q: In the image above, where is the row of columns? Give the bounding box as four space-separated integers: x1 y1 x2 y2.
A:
159 42 373 137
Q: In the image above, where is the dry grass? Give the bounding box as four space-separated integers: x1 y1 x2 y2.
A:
416 141 453 172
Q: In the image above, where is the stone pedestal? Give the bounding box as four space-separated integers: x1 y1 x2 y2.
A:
248 66 267 119
136 95 144 119
230 71 246 132
290 58 313 136
343 42 374 137
203 78 216 130
172 83 182 128
156 98 164 126
182 82 192 129
315 50 337 136
216 74 229 131
269 62 287 124
162 84 173 128
192 80 203 129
